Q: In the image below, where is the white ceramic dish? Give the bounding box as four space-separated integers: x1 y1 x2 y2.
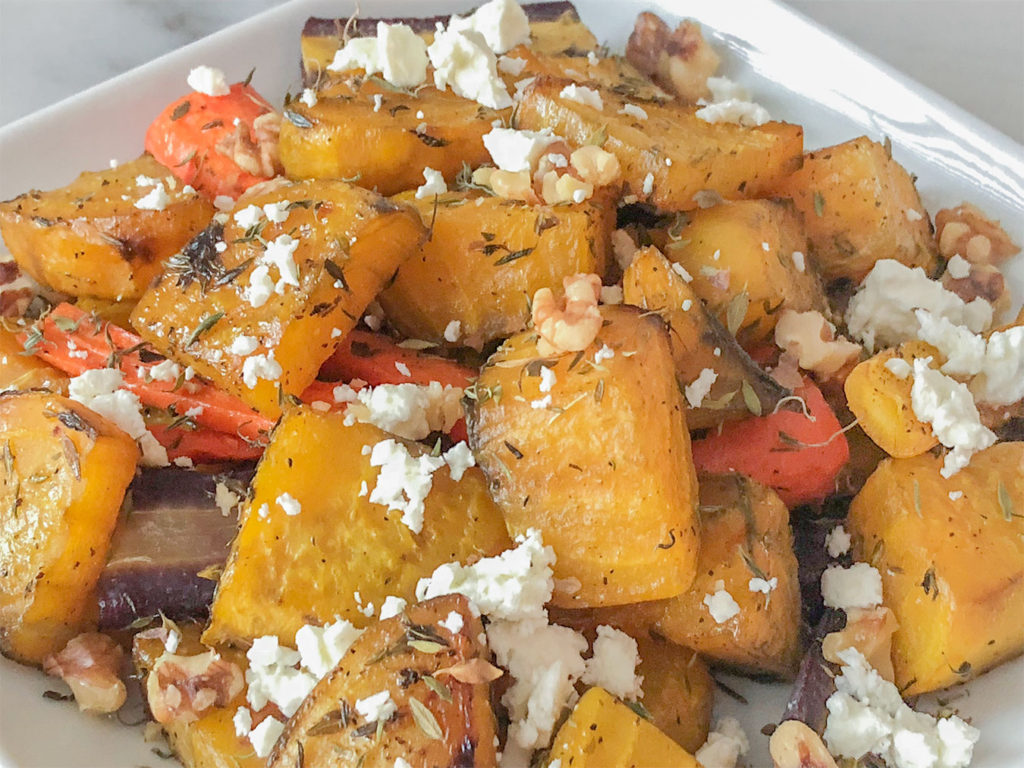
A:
1 1 1022 766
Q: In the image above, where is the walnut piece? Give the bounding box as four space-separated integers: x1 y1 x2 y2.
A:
942 261 1009 318
626 12 721 103
214 112 283 180
935 203 1020 266
146 649 244 724
43 633 127 714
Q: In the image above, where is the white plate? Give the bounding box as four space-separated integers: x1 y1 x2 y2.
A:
1 1 1022 766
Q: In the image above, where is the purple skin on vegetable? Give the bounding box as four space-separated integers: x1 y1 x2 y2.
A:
781 608 844 734
791 496 853 629
96 465 253 630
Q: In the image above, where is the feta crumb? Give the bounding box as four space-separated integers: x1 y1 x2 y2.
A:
910 357 996 477
257 503 270 519
905 207 924 222
263 201 291 224
262 234 300 293
949 490 963 501
373 93 383 112
173 456 193 468
429 28 513 109
695 98 770 127
946 253 971 280
440 610 464 634
244 264 275 309
329 22 428 89
394 361 410 377
228 335 258 356
443 319 462 342
682 299 693 311
299 88 318 108
294 620 363 679
703 587 740 623
581 625 643 700
187 65 230 97
214 241 227 253
483 126 560 172
358 480 368 497
792 250 806 272
394 759 413 768
233 707 252 738
276 493 301 516
355 690 397 723
670 262 693 282
824 647 979 768
695 717 750 768
531 394 552 409
379 596 407 620
443 441 476 482
134 183 171 211
821 563 883 610
247 716 284 758
642 172 654 196
368 439 446 533
618 103 648 120
148 359 180 383
885 357 913 379
600 285 623 305
415 166 448 199
538 366 557 393
685 368 718 408
749 576 778 596
214 482 240 517
497 55 527 76
762 241 771 252
241 353 282 389
593 344 614 365
826 525 852 558
233 204 263 229
447 0 531 53
559 84 603 111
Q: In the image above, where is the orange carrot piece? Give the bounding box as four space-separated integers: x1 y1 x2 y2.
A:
691 379 850 507
147 423 264 463
320 330 476 388
145 82 277 201
23 303 273 446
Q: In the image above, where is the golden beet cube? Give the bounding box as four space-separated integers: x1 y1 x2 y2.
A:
467 305 700 608
0 392 139 664
379 190 612 349
205 409 510 647
0 154 213 300
131 179 425 418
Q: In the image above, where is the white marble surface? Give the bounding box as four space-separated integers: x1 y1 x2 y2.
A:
0 0 1021 143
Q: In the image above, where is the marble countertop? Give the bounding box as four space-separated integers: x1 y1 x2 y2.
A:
1 0 1021 143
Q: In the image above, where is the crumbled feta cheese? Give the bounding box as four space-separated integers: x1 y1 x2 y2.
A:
299 88 318 108
826 525 852 558
244 265 276 309
600 285 623 305
355 690 397 723
262 234 300 293
642 172 654 196
276 493 301 516
443 441 476 482
294 620 363 679
792 250 806 272
373 93 383 112
538 366 557 393
241 353 282 389
443 319 462 342
187 65 230 97
369 439 446 533
233 706 252 738
228 335 258 356
68 369 168 466
148 359 181 383
498 55 527 75
559 84 603 111
531 394 552 410
821 563 883 610
885 357 913 379
581 625 643 700
429 28 513 109
706 77 749 102
483 126 560 172
749 576 778 596
593 344 614 365
910 357 996 477
949 490 963 501
416 529 555 621
134 183 171 211
845 260 992 353
248 716 285 758
213 195 235 211
329 22 428 88
263 201 291 224
905 207 924 222
670 262 693 282
695 716 750 768
946 254 971 280
215 240 227 253
233 204 263 229
685 368 718 408
695 98 770 127
172 456 194 468
824 647 979 768
379 596 407 620
415 167 448 199
256 503 270 519
762 241 771 252
394 759 413 768
447 0 531 54
440 610 464 634
618 103 648 120
346 382 463 440
703 586 740 623
214 482 240 517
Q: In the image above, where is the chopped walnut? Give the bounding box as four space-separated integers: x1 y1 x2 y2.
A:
942 261 1009 318
532 273 603 356
935 203 1020 266
43 633 127 714
769 720 838 768
215 112 283 180
774 309 862 379
626 12 721 103
146 650 244 724
822 605 898 682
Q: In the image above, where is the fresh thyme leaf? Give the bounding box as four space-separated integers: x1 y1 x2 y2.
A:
997 480 1015 521
170 100 190 121
913 479 922 516
408 697 443 740
813 191 825 217
242 66 256 87
324 259 350 291
412 130 449 148
42 690 74 702
186 312 224 347
422 674 453 703
739 547 767 580
408 639 446 654
741 379 762 416
283 109 313 128
726 291 749 336
504 441 524 459
625 700 653 721
165 222 227 291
